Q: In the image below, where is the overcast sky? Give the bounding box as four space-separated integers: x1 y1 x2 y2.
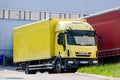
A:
0 0 120 14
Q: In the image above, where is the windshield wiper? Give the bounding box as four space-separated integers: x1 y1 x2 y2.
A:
76 44 93 46
85 44 93 46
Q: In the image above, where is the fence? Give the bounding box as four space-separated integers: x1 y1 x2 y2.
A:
0 9 84 21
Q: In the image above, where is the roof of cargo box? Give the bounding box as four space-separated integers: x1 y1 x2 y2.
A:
13 19 49 29
83 7 120 19
14 18 87 30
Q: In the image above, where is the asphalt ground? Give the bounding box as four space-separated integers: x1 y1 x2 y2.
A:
0 66 120 80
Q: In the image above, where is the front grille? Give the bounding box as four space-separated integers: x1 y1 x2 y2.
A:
75 52 91 57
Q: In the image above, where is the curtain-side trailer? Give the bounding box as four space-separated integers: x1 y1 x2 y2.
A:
85 8 120 59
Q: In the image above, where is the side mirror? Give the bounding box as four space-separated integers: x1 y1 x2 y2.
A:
58 33 64 45
98 35 103 46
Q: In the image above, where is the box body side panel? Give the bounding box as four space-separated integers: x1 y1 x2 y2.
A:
14 20 51 62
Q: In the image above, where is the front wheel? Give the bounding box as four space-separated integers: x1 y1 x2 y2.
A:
55 61 62 73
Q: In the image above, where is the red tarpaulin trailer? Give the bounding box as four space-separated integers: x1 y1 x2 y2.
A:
85 8 120 58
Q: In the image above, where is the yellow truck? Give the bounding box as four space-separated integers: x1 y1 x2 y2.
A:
13 19 98 74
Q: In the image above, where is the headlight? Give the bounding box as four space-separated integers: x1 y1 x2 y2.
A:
93 60 98 64
68 61 74 64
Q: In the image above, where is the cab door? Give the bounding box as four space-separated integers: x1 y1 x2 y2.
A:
55 32 67 58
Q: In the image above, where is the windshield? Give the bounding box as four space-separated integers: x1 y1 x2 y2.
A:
67 30 96 46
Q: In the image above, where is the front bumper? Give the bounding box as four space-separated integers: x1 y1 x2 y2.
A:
79 59 98 64
64 58 98 69
62 58 98 70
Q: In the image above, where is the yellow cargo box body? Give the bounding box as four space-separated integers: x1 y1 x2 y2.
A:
14 19 54 62
13 19 91 63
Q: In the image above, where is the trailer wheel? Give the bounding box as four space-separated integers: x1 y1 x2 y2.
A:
55 60 62 73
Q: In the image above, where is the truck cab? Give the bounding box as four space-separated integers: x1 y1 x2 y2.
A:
54 20 98 72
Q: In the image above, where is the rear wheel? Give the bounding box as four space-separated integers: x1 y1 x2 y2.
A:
39 70 45 73
25 64 36 74
25 64 29 74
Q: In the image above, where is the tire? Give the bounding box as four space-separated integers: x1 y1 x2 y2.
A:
25 64 36 74
21 64 26 71
55 60 62 73
39 70 45 73
25 64 30 74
